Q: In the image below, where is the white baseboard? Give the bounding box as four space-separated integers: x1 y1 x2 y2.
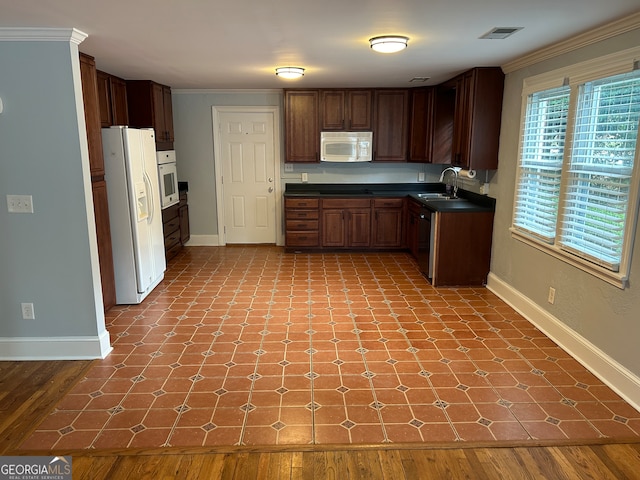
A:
185 235 220 246
486 272 640 413
0 330 112 360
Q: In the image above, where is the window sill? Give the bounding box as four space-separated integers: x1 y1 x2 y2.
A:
509 228 628 289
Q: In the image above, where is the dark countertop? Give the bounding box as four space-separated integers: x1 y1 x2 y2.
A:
284 183 495 213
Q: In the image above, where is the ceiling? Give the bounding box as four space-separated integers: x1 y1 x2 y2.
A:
1 0 639 90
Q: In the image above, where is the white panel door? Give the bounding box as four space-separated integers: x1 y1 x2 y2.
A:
219 111 276 244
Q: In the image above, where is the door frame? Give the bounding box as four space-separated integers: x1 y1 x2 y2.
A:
212 106 284 246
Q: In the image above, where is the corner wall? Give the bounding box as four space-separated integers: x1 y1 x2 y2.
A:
0 30 110 359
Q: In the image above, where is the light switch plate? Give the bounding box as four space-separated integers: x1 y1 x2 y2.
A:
7 194 34 213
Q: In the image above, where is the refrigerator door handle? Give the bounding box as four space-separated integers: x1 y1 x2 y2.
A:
143 171 155 224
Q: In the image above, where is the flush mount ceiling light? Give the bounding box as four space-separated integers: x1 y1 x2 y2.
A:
275 67 305 79
369 35 409 53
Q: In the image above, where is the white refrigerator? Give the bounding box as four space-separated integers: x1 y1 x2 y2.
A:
102 127 166 304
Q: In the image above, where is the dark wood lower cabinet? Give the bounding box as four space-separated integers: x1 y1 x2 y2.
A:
285 198 320 248
162 191 190 261
321 208 372 248
91 180 116 311
321 199 371 248
431 211 494 286
371 198 404 248
285 196 406 251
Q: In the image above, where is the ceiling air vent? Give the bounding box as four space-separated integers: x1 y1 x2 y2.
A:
479 27 523 39
409 77 430 83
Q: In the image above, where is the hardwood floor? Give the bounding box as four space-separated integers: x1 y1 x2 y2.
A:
2 360 640 479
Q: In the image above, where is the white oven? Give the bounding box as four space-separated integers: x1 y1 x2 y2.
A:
156 151 179 209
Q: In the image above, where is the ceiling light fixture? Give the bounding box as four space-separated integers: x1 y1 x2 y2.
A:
275 67 305 79
369 36 409 53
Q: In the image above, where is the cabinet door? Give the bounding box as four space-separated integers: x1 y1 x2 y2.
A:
320 90 345 130
372 209 403 247
432 85 455 165
452 71 473 168
162 85 174 143
79 53 105 177
322 210 346 247
285 90 319 163
179 204 190 244
110 76 129 126
348 209 372 247
373 89 409 162
151 82 166 141
92 179 116 311
347 90 372 130
408 87 434 163
96 70 113 127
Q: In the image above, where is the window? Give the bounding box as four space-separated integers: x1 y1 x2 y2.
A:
511 50 640 288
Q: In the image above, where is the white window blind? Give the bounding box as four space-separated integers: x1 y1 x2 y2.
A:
513 86 570 242
559 70 640 271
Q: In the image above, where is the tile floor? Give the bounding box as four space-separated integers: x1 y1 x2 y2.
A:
21 246 640 450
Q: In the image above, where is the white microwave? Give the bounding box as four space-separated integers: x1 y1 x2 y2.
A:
320 131 373 162
156 151 180 209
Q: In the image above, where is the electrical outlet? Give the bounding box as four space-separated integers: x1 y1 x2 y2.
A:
7 194 34 213
284 164 294 173
301 172 308 182
548 287 556 305
21 302 35 320
418 172 425 182
480 183 490 195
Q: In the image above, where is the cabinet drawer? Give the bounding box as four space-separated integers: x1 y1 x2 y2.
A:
286 209 319 220
286 219 319 231
165 229 181 249
286 232 319 247
322 198 371 209
373 198 404 208
163 217 180 233
285 197 319 209
162 204 179 223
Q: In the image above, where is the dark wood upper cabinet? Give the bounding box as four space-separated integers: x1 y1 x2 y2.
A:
79 53 104 177
284 90 320 163
449 67 504 170
97 70 129 127
408 87 435 163
126 80 174 150
372 89 409 162
320 89 372 131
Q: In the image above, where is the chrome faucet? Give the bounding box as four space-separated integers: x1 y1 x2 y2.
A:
439 167 461 198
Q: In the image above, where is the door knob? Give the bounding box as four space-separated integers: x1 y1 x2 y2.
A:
268 187 274 193
268 177 273 182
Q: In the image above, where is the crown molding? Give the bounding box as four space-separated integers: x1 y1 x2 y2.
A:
0 27 88 45
172 88 283 94
503 11 640 73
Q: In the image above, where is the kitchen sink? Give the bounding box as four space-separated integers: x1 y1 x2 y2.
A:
417 193 447 199
417 193 467 201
